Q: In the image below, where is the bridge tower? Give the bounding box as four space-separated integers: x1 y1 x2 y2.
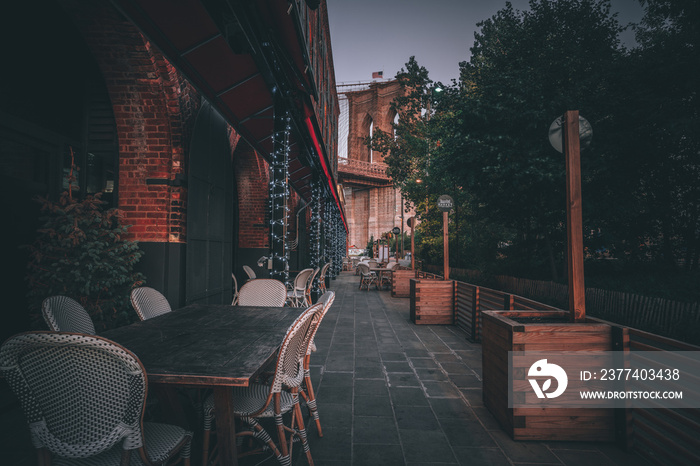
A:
337 80 410 251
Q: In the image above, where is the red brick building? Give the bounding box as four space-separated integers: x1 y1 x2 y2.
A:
1 0 345 339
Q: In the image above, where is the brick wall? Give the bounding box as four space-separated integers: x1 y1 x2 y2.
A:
60 0 200 243
234 143 270 249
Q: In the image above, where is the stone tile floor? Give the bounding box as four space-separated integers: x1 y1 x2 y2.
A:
1 272 650 465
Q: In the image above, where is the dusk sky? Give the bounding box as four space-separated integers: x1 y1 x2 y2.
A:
327 0 646 86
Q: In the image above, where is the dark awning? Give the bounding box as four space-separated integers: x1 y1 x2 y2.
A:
111 0 346 230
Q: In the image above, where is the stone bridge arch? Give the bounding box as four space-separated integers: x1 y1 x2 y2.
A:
338 80 412 252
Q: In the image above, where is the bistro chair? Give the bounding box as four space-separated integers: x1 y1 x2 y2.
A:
131 287 172 321
237 279 287 307
301 291 335 437
357 263 377 290
317 261 331 294
305 267 320 306
286 268 314 307
201 303 322 466
380 261 399 289
41 295 96 335
0 331 193 466
242 265 257 280
231 272 239 305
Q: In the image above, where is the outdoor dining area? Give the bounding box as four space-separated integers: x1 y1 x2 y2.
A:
1 268 651 466
0 264 336 466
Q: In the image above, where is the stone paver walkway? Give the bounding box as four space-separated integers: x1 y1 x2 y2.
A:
302 272 646 466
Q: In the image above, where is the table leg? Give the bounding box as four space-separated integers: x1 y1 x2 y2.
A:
213 386 239 466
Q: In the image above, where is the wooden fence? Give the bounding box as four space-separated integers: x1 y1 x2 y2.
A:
425 264 700 345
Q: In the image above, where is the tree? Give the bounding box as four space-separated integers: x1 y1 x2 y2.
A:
441 0 628 278
25 190 145 331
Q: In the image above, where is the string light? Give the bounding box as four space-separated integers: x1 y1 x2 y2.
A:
269 112 291 284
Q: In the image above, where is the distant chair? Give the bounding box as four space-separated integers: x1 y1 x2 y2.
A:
237 279 287 307
357 263 377 291
131 287 172 321
231 272 239 305
287 268 314 307
381 261 399 289
0 331 193 466
41 295 96 334
306 267 320 306
318 261 331 294
242 265 256 280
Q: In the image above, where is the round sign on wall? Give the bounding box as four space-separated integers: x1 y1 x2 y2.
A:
392 227 401 235
437 195 454 212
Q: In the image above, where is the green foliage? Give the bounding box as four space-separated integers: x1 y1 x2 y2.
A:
365 235 375 258
25 191 145 331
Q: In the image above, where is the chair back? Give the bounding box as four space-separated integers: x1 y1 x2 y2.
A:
41 296 96 334
386 261 399 270
231 272 239 305
242 265 256 280
368 259 378 268
237 279 287 307
0 331 147 458
131 287 172 321
293 268 314 292
307 267 320 294
357 263 370 275
270 303 322 392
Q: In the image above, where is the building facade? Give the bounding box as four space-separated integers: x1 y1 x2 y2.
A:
1 0 345 339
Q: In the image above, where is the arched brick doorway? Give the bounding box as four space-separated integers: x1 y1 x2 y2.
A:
186 101 236 305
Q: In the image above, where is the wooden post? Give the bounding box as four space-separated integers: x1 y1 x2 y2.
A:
443 210 449 280
564 110 586 322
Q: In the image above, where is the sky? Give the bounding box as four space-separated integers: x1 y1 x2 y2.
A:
327 0 646 86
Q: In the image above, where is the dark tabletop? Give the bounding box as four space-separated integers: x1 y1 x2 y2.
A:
102 304 302 386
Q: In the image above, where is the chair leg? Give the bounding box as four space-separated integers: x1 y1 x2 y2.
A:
303 356 323 437
291 388 314 466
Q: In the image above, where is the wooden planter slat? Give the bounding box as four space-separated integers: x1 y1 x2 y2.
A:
482 309 615 442
392 269 416 298
410 279 455 324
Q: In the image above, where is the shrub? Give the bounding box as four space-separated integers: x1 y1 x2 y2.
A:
25 190 145 331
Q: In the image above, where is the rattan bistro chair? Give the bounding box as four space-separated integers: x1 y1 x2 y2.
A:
0 331 192 466
242 265 257 280
41 296 96 334
231 272 239 305
305 267 320 306
301 291 335 437
357 263 377 290
201 303 322 466
317 262 331 294
131 287 172 321
286 268 313 307
237 279 287 307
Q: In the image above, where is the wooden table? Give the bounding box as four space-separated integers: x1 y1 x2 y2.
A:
102 303 302 466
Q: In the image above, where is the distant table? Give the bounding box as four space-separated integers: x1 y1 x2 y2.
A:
102 303 302 466
370 267 393 290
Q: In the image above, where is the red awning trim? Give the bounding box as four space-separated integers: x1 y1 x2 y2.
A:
304 113 347 232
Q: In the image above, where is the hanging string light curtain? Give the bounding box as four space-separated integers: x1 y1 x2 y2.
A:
309 179 322 295
269 110 291 284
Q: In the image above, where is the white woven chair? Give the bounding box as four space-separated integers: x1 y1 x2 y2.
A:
131 287 172 321
242 265 256 280
237 279 287 307
41 296 96 334
317 262 331 294
201 303 322 466
286 268 313 307
357 263 377 290
231 272 239 305
301 291 335 437
381 261 399 289
0 331 192 466
305 267 320 306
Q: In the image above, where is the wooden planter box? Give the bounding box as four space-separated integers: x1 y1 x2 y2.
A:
410 279 455 324
392 269 416 298
482 310 615 442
